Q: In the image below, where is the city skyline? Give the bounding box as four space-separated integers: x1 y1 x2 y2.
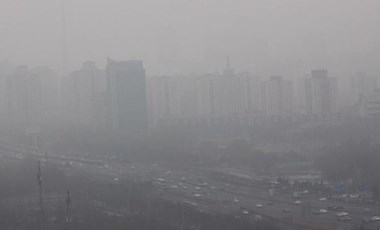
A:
1 58 378 131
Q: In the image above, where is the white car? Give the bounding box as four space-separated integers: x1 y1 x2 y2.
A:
294 200 302 205
194 193 201 197
349 194 359 199
242 210 249 215
370 216 380 222
336 212 349 217
233 198 240 203
338 216 352 222
256 203 263 208
319 209 328 214
195 186 202 190
319 197 327 201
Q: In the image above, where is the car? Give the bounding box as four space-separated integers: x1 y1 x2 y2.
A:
338 216 351 222
183 200 198 207
267 201 273 206
294 200 302 205
256 203 263 208
319 197 327 201
233 198 240 203
328 206 344 211
282 208 291 213
319 209 328 214
195 186 201 190
242 210 249 215
201 182 208 186
157 178 166 183
370 216 380 222
349 194 359 199
336 212 349 217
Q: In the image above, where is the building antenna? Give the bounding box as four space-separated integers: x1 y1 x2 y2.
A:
60 0 68 76
226 55 231 70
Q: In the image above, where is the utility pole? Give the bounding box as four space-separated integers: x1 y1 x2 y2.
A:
181 202 185 230
37 160 45 230
45 152 48 168
66 190 71 224
34 134 38 150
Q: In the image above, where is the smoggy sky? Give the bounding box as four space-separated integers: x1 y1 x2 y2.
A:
1 0 380 78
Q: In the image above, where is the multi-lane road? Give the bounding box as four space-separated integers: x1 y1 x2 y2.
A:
1 143 380 230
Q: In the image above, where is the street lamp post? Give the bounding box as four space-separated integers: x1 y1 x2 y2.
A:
37 161 45 230
66 190 71 224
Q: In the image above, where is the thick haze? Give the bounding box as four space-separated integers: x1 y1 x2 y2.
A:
1 0 380 77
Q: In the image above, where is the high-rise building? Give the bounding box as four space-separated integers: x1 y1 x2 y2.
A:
0 77 8 125
262 76 293 118
147 69 262 127
6 66 29 127
362 89 380 118
196 74 217 117
305 70 338 117
147 76 179 127
31 67 59 112
106 58 148 131
61 61 106 127
350 72 378 105
6 66 42 128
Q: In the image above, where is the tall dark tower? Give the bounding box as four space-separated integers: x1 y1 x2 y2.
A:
106 58 148 132
60 0 68 76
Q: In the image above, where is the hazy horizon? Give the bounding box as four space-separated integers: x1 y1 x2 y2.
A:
1 0 380 78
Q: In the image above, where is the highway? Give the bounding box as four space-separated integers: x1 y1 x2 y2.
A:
1 143 380 230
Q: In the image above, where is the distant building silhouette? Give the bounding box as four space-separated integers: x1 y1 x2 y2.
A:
106 58 148 132
361 89 380 118
350 72 378 105
6 66 42 128
32 66 59 113
262 76 293 118
61 61 106 128
305 70 337 117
